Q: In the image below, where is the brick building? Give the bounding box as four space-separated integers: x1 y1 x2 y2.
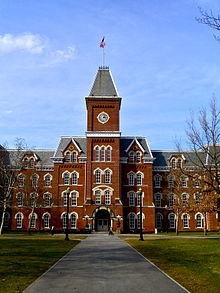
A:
2 67 219 233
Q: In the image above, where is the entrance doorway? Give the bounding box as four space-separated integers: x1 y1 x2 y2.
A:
95 210 110 232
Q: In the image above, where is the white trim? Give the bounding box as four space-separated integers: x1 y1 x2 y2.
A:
86 131 121 137
125 138 145 153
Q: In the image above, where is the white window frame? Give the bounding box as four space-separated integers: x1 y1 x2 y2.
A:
15 212 23 228
16 192 23 207
128 191 135 207
128 172 135 186
155 193 162 207
95 169 102 184
70 213 77 229
128 213 136 230
18 174 25 187
182 214 189 228
42 213 50 229
168 213 176 229
95 190 101 205
44 193 51 207
136 172 143 186
104 169 111 184
154 174 162 188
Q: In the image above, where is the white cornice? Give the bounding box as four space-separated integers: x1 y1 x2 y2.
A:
86 131 121 137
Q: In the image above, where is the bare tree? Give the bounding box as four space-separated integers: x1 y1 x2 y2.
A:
196 7 220 41
184 97 220 232
0 138 27 234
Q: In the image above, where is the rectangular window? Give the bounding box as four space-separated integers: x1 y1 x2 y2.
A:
105 191 111 205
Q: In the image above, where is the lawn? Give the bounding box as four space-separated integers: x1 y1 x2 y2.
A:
0 238 80 293
128 238 220 293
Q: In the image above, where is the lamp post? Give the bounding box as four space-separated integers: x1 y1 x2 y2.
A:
137 188 144 241
65 187 71 241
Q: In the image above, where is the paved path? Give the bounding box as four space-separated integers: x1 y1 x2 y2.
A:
23 234 188 293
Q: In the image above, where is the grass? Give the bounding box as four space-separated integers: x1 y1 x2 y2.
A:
127 238 220 293
0 238 80 293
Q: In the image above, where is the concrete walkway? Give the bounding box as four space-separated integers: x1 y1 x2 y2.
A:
23 234 188 293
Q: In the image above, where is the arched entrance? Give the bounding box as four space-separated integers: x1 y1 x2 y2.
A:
95 209 110 231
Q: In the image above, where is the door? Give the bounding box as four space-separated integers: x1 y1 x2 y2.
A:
97 219 109 231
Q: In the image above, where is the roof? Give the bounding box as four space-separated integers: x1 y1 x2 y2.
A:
88 67 119 97
3 149 55 166
120 137 153 158
53 136 87 158
152 150 207 167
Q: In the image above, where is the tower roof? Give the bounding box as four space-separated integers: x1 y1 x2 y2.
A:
89 67 119 97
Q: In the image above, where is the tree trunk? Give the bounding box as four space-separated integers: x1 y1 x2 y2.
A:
0 201 7 235
176 212 179 236
203 212 207 236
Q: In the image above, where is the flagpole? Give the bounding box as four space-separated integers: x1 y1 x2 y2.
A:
100 37 106 68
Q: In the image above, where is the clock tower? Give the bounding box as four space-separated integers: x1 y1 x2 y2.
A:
85 66 123 231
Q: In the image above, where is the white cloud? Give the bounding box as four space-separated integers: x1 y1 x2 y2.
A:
44 46 75 66
0 33 45 54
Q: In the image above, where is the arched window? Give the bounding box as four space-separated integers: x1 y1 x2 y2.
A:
70 213 77 229
18 174 25 187
104 190 111 205
62 213 67 229
32 174 38 188
16 213 23 228
105 169 111 184
177 158 182 168
44 193 51 207
72 151 77 163
128 191 135 206
154 174 162 188
167 175 174 188
95 169 101 184
71 191 77 206
95 190 101 205
155 193 162 207
156 213 163 229
171 158 176 169
44 174 52 187
65 152 71 162
43 213 50 229
168 213 176 229
168 193 174 207
128 213 136 230
29 213 37 229
101 146 105 161
106 146 111 162
136 152 141 163
128 172 135 186
129 151 135 162
72 172 78 185
95 146 100 161
3 212 10 228
17 193 23 207
196 213 203 228
136 172 143 186
64 172 69 185
30 158 34 168
182 214 189 228
23 158 28 168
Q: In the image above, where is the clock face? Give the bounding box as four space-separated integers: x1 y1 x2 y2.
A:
97 112 109 124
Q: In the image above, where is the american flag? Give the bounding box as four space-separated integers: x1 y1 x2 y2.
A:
100 37 105 48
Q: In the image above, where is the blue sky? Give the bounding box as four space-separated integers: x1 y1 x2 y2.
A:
1 0 220 150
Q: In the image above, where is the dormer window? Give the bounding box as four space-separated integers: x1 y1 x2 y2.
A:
136 152 141 163
129 151 135 162
177 158 182 168
171 158 176 169
72 151 77 163
30 158 34 168
23 158 28 168
65 152 71 163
